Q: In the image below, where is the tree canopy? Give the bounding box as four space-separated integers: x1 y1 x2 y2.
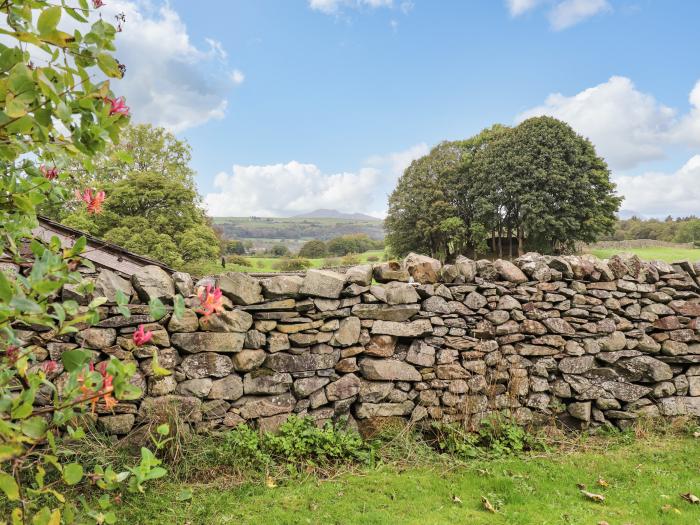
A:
385 117 622 259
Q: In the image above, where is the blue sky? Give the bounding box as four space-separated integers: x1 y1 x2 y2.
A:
108 0 700 218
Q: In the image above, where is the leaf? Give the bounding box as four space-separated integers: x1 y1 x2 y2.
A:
175 488 193 501
597 478 609 488
481 496 497 513
63 463 83 485
0 443 24 462
0 270 13 302
0 472 19 501
265 476 277 488
148 298 166 320
580 490 605 503
97 53 121 78
151 349 171 378
21 416 47 439
61 349 91 372
69 236 87 256
37 6 62 35
156 423 170 436
173 294 185 320
451 494 462 504
680 492 700 504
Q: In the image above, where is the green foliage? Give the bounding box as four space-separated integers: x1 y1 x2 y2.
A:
225 239 247 255
268 243 290 257
207 417 373 470
298 239 327 258
431 416 541 459
226 255 252 267
386 118 621 258
341 253 361 265
274 257 312 271
327 234 384 256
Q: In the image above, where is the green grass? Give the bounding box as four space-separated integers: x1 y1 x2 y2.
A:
185 250 386 276
588 246 700 263
122 435 700 524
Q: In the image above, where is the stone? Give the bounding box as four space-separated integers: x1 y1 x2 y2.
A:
168 309 199 332
345 265 374 286
177 378 213 398
496 295 521 310
331 317 361 346
567 401 591 422
231 349 267 372
370 319 432 337
264 352 339 373
300 269 346 299
76 328 116 350
454 255 477 282
181 353 233 378
94 269 134 303
373 261 410 283
261 275 303 299
422 296 451 314
599 331 627 352
616 356 673 383
355 401 414 418
325 373 361 401
383 282 420 305
171 332 245 354
148 375 178 396
542 318 575 335
493 259 527 283
172 271 194 297
244 330 266 349
358 358 422 381
243 371 292 395
99 414 135 435
132 265 175 303
558 355 596 374
351 303 420 322
365 335 397 357
217 272 263 305
267 332 290 353
208 375 244 400
405 340 436 367
238 393 296 419
294 377 330 398
199 310 253 333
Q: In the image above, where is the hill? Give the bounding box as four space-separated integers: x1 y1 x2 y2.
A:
293 209 381 221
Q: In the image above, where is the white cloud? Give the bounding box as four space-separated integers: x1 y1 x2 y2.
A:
614 156 700 217
672 80 700 147
205 143 429 217
506 0 542 16
103 1 242 133
518 76 678 170
309 0 394 15
548 0 611 30
505 0 611 29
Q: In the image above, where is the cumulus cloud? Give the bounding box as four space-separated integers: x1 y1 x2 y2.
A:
103 1 242 133
548 0 611 30
614 156 700 217
506 0 610 29
518 76 679 170
309 0 394 15
205 143 429 217
671 80 700 147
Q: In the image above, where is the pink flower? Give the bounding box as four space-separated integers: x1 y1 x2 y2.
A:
40 164 58 180
132 324 153 346
75 188 106 214
105 96 130 117
196 285 225 317
5 346 19 363
41 360 58 374
92 0 106 8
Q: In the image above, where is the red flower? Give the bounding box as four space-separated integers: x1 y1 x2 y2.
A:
132 324 153 346
41 360 58 374
105 96 130 117
80 361 118 413
75 188 106 214
5 346 19 363
40 164 58 180
196 285 225 317
92 0 106 8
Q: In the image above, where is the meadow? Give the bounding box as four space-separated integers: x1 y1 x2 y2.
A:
588 246 700 264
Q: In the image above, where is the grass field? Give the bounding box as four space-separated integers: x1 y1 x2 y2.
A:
121 434 700 524
588 247 700 263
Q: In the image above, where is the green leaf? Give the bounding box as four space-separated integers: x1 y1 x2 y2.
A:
156 424 169 436
61 349 91 372
63 463 83 485
21 416 47 439
175 488 193 501
0 472 19 501
37 6 62 35
173 294 185 320
0 443 23 462
148 297 166 320
70 236 87 256
0 271 13 302
88 296 107 309
96 53 121 78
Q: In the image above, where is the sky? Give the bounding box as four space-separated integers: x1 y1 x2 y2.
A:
104 0 700 219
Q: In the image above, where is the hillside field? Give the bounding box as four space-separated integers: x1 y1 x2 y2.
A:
588 246 700 263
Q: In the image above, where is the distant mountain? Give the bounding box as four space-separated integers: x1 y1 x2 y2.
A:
293 209 381 221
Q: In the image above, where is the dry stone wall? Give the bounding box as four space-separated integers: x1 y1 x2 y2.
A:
20 251 700 435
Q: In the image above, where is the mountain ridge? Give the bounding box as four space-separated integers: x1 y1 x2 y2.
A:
292 209 381 221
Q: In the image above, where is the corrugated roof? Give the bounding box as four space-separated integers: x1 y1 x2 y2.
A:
32 216 175 277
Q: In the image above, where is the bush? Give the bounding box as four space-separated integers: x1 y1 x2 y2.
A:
323 257 341 268
268 244 290 257
226 255 251 267
341 253 361 265
274 257 312 271
299 239 327 258
366 255 380 262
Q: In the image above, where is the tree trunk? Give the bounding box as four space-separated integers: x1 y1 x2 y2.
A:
517 226 524 256
498 220 503 259
507 225 513 259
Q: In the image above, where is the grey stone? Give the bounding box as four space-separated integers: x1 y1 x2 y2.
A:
238 393 296 419
370 319 432 337
208 375 244 400
99 414 135 435
172 271 194 297
171 332 245 354
232 349 267 372
94 269 134 303
177 378 213 398
325 373 361 401
558 355 596 374
345 265 373 287
331 317 361 346
351 303 420 322
76 328 116 350
405 340 436 367
199 310 253 333
300 269 346 299
568 401 591 422
493 259 527 283
168 309 199 332
261 275 303 299
355 401 414 418
181 353 233 378
132 265 175 303
264 352 339 373
358 358 421 381
217 273 263 305
243 371 292 394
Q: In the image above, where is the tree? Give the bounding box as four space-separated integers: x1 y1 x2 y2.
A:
326 234 381 256
299 239 327 258
60 145 220 267
675 219 700 243
269 243 290 257
225 240 247 255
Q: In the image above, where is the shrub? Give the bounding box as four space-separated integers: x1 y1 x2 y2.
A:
227 255 251 267
323 257 341 268
366 255 380 262
274 257 312 271
341 253 361 265
268 244 290 257
299 239 327 258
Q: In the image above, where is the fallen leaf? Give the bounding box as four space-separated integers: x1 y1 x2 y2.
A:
597 478 609 488
692 431 700 438
576 483 587 490
265 476 277 488
452 494 462 504
661 504 682 514
481 496 497 513
598 521 610 525
680 493 700 504
580 490 605 503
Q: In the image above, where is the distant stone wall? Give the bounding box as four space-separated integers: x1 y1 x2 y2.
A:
20 251 700 435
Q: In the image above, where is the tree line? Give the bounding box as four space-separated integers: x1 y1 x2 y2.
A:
602 216 700 245
385 116 622 260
